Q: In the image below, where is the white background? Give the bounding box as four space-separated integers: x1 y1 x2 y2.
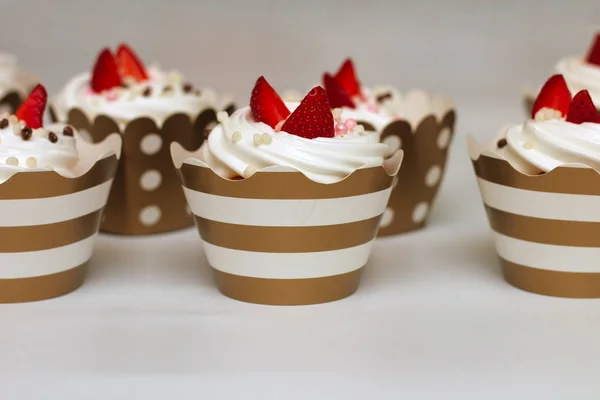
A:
1 0 600 398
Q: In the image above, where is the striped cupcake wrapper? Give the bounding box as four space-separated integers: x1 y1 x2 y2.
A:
172 143 403 305
470 136 600 298
0 134 120 303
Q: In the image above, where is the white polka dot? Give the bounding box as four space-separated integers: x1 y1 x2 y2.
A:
425 165 442 187
140 170 162 191
437 127 451 149
412 202 429 224
380 207 394 228
140 133 163 155
382 135 402 156
140 205 161 226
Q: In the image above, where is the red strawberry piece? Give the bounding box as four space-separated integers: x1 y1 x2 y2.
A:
15 84 47 129
334 58 361 97
565 89 600 124
585 33 600 66
281 86 334 139
249 76 290 128
531 74 572 119
116 43 149 81
323 73 355 109
91 48 123 93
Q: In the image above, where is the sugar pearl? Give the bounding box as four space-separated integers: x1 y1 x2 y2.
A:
523 141 534 150
335 122 348 136
232 131 242 143
253 134 263 145
344 118 357 130
5 157 18 166
262 133 272 144
7 115 18 124
26 157 37 168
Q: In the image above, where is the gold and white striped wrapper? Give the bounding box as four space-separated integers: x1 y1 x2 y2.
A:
469 137 600 298
172 143 403 305
0 134 120 303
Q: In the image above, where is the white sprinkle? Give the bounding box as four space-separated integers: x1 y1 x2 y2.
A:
262 133 272 144
244 166 257 178
232 131 242 143
7 115 17 124
217 111 229 123
6 157 18 166
523 141 534 149
355 124 365 133
19 120 26 128
26 157 37 168
253 133 263 145
12 124 21 135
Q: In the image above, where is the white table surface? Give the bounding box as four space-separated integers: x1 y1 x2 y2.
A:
1 105 600 400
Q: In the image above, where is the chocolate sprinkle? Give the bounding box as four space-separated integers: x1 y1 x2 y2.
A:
48 132 58 143
376 92 393 103
183 83 193 93
63 125 74 137
21 126 32 141
142 87 152 97
497 138 507 149
0 118 8 129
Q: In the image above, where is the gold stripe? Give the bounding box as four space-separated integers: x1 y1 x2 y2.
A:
213 267 363 305
196 216 381 252
0 210 102 253
501 258 600 298
178 165 394 200
472 155 600 195
0 263 87 303
0 156 117 200
485 206 600 247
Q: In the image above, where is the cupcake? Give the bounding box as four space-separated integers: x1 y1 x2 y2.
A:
51 44 234 235
0 52 38 114
172 77 402 305
524 33 600 116
321 59 456 237
471 74 600 298
0 84 121 303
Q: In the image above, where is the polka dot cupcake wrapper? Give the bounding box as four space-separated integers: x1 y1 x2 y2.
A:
50 104 235 235
373 109 456 237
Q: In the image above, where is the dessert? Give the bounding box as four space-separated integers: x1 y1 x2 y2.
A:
0 84 121 303
322 59 456 236
51 44 234 235
524 33 600 114
0 52 38 114
471 74 600 298
172 77 402 305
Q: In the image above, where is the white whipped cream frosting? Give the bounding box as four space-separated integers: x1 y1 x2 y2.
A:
0 116 78 181
53 66 227 128
200 103 388 183
555 57 600 105
0 53 37 101
495 119 600 174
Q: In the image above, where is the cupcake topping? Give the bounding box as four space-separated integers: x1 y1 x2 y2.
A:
531 74 572 120
585 33 600 67
0 84 78 170
565 89 600 124
249 76 290 129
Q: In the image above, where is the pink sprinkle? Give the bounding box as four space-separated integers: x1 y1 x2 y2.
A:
335 122 348 136
344 118 357 130
367 104 378 113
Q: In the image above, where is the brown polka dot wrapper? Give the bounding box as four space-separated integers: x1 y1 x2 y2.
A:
171 143 403 305
469 136 600 298
0 134 121 303
371 91 455 237
49 103 235 235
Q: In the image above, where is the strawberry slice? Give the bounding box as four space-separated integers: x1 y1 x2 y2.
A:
585 33 600 66
116 43 149 81
565 89 600 124
281 86 334 139
91 48 122 93
15 84 47 129
531 74 572 119
334 58 361 97
323 73 355 109
250 76 290 128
